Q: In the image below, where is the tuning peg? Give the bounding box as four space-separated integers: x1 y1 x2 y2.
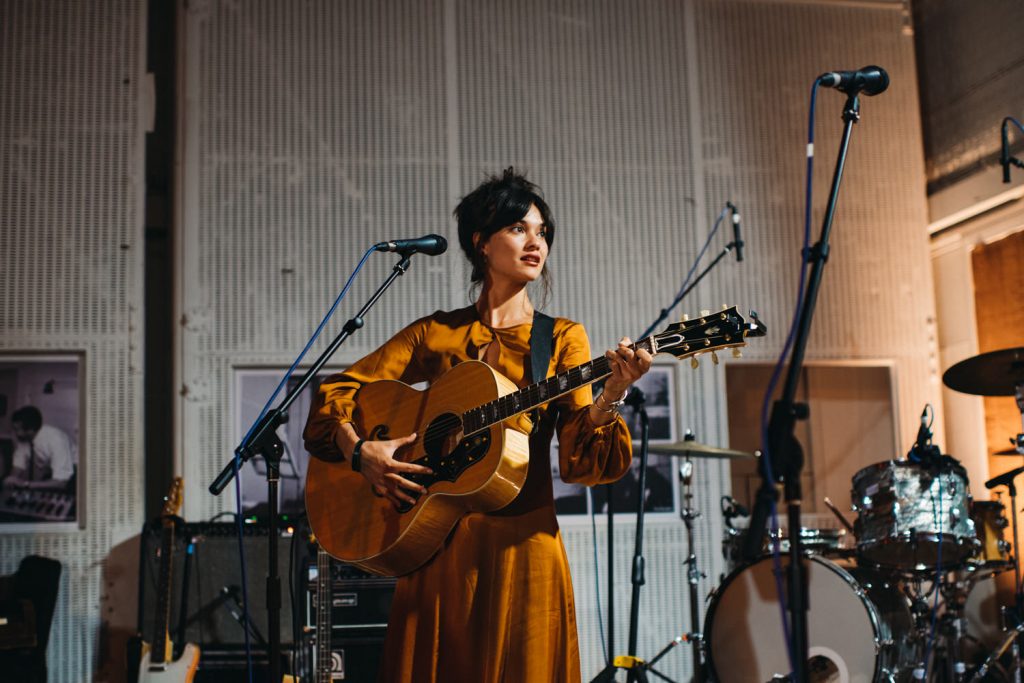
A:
690 356 699 369
721 304 729 311
680 313 689 322
710 351 719 365
699 309 710 317
732 348 743 358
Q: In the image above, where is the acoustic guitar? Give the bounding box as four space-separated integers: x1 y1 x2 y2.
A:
307 307 765 576
139 477 200 681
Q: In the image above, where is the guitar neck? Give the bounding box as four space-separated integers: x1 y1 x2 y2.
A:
462 337 656 434
152 520 176 665
315 546 332 682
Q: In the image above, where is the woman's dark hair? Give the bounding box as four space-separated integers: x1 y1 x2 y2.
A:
454 168 555 300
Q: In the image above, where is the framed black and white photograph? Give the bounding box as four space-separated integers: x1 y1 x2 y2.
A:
0 354 84 530
234 367 339 519
553 362 680 518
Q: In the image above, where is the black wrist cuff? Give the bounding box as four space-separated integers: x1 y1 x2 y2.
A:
350 438 366 472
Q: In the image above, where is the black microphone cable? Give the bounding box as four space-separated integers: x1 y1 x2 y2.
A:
231 244 378 682
1001 116 1024 183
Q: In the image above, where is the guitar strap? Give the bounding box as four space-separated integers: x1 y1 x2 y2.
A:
529 311 556 433
529 310 555 383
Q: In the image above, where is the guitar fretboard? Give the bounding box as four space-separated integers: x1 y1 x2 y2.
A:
462 337 656 434
315 546 332 682
152 521 175 665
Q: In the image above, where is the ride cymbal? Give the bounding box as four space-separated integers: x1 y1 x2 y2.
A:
648 439 755 460
942 347 1024 396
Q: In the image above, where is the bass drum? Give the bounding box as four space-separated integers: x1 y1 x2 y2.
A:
705 555 916 683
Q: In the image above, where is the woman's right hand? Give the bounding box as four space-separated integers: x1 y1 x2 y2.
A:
356 433 434 509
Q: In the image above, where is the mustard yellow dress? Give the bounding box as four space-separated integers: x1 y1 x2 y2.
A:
304 306 632 682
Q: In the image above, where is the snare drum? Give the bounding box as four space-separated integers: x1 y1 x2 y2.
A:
705 554 916 683
723 527 848 572
852 460 978 570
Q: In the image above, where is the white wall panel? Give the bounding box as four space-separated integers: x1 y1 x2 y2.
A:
0 1 146 680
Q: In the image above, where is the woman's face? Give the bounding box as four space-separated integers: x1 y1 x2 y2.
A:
478 204 549 286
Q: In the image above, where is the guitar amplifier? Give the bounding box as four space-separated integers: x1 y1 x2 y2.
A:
138 521 302 649
315 629 387 682
305 560 396 631
304 560 395 681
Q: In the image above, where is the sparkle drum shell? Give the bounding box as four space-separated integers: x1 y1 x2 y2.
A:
852 460 978 570
970 500 1011 567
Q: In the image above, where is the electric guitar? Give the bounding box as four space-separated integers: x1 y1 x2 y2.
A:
313 543 336 683
306 307 765 576
139 477 200 682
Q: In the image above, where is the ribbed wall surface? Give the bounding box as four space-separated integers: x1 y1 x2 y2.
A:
0 1 145 680
177 0 933 679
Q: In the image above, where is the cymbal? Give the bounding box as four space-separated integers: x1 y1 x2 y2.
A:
995 448 1023 456
943 347 1024 396
648 439 756 459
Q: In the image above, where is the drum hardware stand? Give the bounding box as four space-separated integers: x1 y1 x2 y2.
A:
985 462 1024 683
207 251 417 683
743 89 869 683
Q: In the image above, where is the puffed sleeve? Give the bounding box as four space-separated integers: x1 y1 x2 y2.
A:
554 321 633 485
303 315 432 461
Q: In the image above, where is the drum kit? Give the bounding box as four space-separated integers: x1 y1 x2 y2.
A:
652 347 1024 682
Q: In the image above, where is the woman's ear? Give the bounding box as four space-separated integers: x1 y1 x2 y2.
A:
472 232 485 256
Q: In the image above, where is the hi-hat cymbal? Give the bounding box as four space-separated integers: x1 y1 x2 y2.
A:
943 347 1024 396
648 439 756 459
995 448 1023 456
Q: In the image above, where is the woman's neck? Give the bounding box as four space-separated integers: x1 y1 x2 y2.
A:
475 281 534 328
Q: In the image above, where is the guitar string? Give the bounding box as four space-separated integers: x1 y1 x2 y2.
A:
381 324 735 461
396 331 690 454
399 351 627 457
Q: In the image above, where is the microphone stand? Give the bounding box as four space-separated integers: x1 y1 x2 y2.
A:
207 251 415 683
593 388 663 683
744 92 863 683
638 235 743 340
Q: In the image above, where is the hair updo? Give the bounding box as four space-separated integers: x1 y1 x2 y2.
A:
454 168 555 288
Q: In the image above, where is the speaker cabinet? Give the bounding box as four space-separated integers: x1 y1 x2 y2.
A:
315 629 387 682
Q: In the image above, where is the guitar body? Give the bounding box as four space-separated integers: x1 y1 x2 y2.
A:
137 639 200 682
306 360 531 576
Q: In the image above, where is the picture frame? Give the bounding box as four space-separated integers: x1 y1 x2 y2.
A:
553 361 680 519
233 366 341 519
0 353 84 531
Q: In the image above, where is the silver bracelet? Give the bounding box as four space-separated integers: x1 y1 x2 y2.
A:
595 388 628 413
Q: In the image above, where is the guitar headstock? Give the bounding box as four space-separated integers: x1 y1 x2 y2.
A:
651 307 766 364
161 476 184 519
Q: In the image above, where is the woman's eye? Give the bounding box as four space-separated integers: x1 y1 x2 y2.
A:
511 225 525 233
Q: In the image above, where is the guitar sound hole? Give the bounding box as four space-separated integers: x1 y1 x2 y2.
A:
393 413 490 514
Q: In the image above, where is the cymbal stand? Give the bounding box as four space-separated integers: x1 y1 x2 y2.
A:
984 470 1023 683
678 455 706 682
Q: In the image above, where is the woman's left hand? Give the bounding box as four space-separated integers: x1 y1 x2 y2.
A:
603 337 653 398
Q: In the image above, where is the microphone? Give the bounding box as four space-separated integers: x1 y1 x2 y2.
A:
986 465 1024 491
818 65 890 96
375 234 448 256
727 202 743 262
